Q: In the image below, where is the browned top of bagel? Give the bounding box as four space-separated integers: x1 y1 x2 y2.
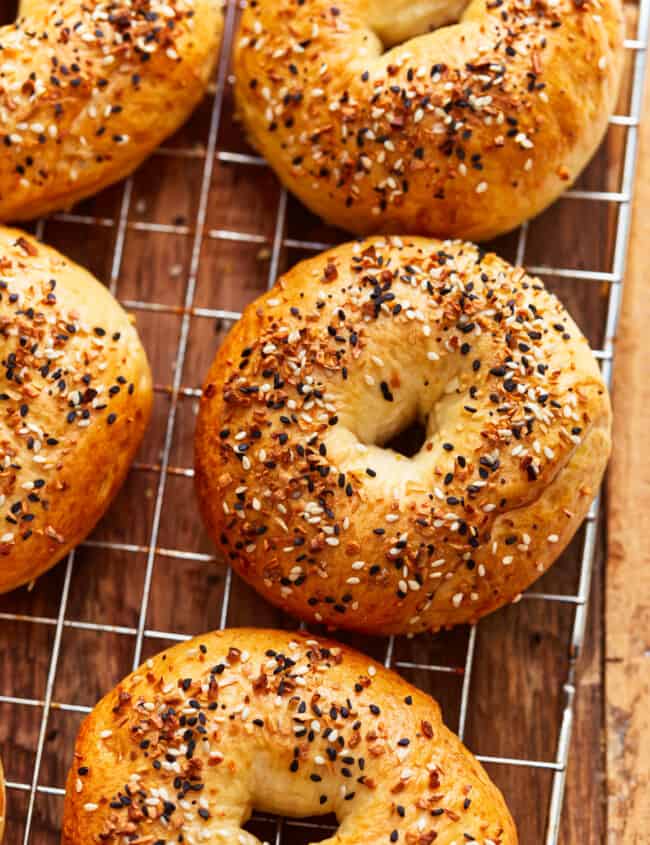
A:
0 0 222 223
62 627 518 844
194 237 611 635
0 227 152 593
234 0 623 240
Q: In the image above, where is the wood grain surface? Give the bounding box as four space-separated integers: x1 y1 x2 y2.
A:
606 25 650 842
0 2 645 843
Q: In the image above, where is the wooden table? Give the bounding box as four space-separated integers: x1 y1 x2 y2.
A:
0 2 647 842
605 41 650 841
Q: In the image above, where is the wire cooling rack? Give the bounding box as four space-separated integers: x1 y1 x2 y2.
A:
0 0 649 842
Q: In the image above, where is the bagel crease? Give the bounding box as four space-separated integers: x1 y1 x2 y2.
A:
0 0 222 222
234 0 624 241
0 226 152 593
62 627 517 844
195 237 611 635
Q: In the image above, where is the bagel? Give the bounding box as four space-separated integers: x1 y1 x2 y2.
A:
234 0 623 241
195 237 611 635
0 226 152 593
62 627 518 844
0 0 222 222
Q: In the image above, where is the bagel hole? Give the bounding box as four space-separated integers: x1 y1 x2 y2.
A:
383 417 427 458
244 812 337 842
2 1 18 23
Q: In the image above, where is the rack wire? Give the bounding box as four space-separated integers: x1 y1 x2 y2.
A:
0 0 649 842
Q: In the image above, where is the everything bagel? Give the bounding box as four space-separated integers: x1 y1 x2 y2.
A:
0 227 152 593
234 0 623 240
195 237 611 635
62 627 517 844
0 0 222 222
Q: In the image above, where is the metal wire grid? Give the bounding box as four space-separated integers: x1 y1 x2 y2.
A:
0 0 648 842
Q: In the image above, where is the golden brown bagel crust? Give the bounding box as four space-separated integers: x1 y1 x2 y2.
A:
62 627 517 844
0 227 152 593
0 0 222 223
195 237 611 635
234 0 623 241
